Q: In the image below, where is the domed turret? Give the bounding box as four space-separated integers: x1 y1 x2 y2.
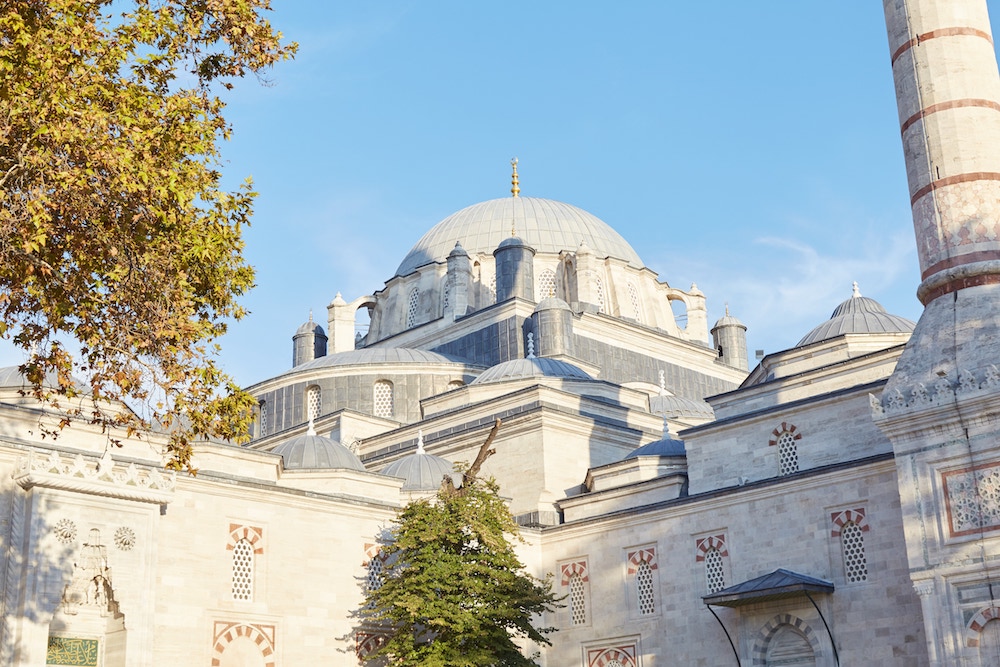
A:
711 306 748 371
292 313 327 367
493 234 536 303
797 283 915 346
531 298 575 358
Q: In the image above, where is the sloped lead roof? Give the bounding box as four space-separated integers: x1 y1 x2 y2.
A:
395 197 644 277
470 357 593 385
272 433 365 471
702 568 834 607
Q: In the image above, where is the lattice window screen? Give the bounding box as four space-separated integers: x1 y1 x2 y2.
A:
842 522 868 583
406 288 419 328
569 573 587 625
778 431 799 476
232 539 254 601
307 386 321 421
705 547 726 594
538 269 556 300
595 277 606 314
258 402 267 437
374 381 394 419
635 560 655 615
628 283 641 319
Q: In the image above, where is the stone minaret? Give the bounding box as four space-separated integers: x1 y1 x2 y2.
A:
878 2 1000 663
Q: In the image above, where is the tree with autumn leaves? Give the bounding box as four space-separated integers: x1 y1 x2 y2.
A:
360 420 561 666
0 1 295 469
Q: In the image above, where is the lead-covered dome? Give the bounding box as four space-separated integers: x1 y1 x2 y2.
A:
272 432 365 471
797 284 915 346
471 357 593 385
381 439 457 491
395 197 644 277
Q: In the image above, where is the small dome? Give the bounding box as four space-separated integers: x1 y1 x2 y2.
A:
295 319 325 336
649 394 715 421
294 347 472 371
272 433 365 471
448 241 469 258
533 297 573 314
624 437 686 459
495 235 534 252
471 356 592 385
797 283 915 346
711 307 746 332
381 446 457 492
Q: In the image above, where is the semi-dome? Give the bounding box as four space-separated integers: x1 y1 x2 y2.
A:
624 437 686 459
395 197 644 277
649 394 715 421
380 436 457 491
272 431 365 471
470 356 593 385
533 297 573 313
797 283 915 346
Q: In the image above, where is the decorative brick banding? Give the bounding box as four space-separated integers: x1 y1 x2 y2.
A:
830 508 869 537
891 26 994 65
901 98 1000 134
965 606 1000 647
909 172 1000 206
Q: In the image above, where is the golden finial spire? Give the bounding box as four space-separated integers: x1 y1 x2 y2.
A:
510 157 520 198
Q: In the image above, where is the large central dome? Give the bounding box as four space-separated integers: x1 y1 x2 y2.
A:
395 196 644 277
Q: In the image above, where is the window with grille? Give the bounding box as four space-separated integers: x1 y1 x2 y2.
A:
705 547 726 594
366 555 383 592
635 560 655 615
569 573 587 625
258 401 267 437
442 280 450 310
538 269 556 300
488 275 497 304
777 431 799 475
406 288 419 328
374 380 394 418
307 385 320 421
232 538 254 601
595 277 606 314
628 283 641 320
841 521 868 583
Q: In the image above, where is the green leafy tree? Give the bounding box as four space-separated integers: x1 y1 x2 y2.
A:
0 1 296 469
361 420 561 666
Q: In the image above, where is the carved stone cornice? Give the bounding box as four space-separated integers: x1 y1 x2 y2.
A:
13 448 175 504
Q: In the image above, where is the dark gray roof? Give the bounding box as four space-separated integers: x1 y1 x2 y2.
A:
703 569 834 607
624 437 686 459
649 394 715 420
533 297 573 313
272 433 365 471
470 357 592 385
395 197 644 277
295 319 325 336
381 450 457 491
797 287 914 346
295 347 473 371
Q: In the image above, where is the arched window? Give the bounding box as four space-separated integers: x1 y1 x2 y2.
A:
374 380 394 419
231 538 254 601
594 276 606 314
627 282 641 320
537 268 556 300
366 553 384 594
635 560 655 615
705 547 726 594
306 385 321 421
406 287 419 328
841 521 868 583
568 572 587 625
777 430 799 475
442 279 450 310
258 401 267 437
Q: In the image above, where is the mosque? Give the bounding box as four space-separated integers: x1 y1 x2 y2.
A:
4 0 1000 665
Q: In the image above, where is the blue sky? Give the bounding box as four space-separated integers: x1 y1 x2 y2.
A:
6 3 1000 388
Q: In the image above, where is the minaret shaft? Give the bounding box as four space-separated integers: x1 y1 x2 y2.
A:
884 0 1000 303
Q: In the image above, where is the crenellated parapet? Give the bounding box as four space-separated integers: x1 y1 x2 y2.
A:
13 448 175 504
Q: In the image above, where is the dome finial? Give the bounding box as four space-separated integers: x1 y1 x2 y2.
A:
416 429 425 454
852 281 861 298
510 157 520 199
307 417 316 436
526 332 536 358
658 369 666 395
725 302 730 317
